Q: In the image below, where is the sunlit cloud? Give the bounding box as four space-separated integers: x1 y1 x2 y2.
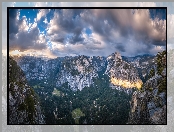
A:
5 3 167 58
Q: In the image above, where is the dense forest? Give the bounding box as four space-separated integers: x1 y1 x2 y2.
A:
32 69 133 124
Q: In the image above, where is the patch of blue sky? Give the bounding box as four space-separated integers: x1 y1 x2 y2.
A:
19 9 37 21
149 9 166 20
46 9 55 23
85 28 92 36
37 17 48 34
19 9 48 34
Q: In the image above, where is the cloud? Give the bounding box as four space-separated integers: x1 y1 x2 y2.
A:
78 9 166 56
69 27 84 44
9 9 19 34
9 10 47 51
37 9 49 21
46 9 85 45
115 43 126 52
9 8 166 57
89 9 166 46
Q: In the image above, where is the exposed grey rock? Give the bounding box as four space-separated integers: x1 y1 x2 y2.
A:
15 52 141 94
128 51 166 124
9 57 45 124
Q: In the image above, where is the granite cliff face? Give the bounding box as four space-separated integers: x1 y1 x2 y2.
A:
9 57 45 124
55 55 107 91
128 51 166 124
14 52 142 93
106 52 143 94
15 55 107 91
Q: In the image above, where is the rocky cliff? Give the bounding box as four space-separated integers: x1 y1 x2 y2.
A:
106 52 143 94
9 56 45 124
128 51 166 124
11 51 166 124
14 52 142 93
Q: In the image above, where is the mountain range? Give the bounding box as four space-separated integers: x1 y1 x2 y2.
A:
9 51 166 124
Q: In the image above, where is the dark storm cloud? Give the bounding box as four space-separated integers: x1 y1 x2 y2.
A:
80 10 113 40
47 9 85 44
69 27 84 44
87 9 166 47
48 9 166 56
51 34 65 43
9 9 47 51
55 9 83 32
81 9 133 40
152 40 166 46
115 43 126 52
10 24 47 51
52 37 64 43
69 34 84 44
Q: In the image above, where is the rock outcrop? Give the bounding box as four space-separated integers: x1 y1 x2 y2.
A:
106 52 143 94
14 52 142 93
128 51 166 124
9 56 45 124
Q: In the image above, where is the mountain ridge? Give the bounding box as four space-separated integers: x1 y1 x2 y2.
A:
9 50 166 124
14 52 144 92
9 56 45 124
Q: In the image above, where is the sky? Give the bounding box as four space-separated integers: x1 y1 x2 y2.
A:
7 4 167 58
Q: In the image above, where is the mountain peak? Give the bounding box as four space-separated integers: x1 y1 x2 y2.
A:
107 51 122 61
114 52 122 60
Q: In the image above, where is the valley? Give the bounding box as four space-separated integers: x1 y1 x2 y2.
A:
9 51 166 124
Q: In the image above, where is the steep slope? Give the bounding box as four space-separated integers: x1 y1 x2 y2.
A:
13 51 164 124
55 55 107 91
122 54 156 83
15 52 142 93
106 52 143 94
13 52 138 124
9 56 45 124
128 51 166 124
15 55 107 91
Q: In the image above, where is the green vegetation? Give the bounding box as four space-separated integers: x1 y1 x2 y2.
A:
52 88 61 96
71 69 80 76
25 95 35 123
149 68 155 78
158 77 166 93
156 51 166 76
9 57 41 124
156 51 166 94
72 108 85 124
30 68 132 124
149 87 153 92
33 85 41 89
145 51 166 94
9 57 26 83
